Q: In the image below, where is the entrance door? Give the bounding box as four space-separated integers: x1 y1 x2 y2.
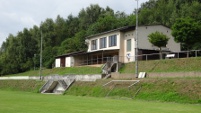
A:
60 57 65 67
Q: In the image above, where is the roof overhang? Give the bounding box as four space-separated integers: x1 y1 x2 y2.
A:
87 49 119 53
55 51 87 58
86 26 135 39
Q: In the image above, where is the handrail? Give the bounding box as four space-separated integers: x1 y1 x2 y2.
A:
103 80 140 87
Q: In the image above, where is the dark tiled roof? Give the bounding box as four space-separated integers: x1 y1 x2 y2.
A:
55 51 87 58
86 24 169 39
86 26 135 39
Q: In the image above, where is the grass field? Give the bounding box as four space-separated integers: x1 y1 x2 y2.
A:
0 90 200 113
120 57 201 73
8 66 102 76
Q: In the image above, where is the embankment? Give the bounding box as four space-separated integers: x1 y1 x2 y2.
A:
0 80 44 93
65 77 201 104
0 77 200 104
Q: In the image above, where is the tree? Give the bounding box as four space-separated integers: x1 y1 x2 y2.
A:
66 14 79 38
78 4 104 30
86 15 117 36
54 15 68 45
148 31 169 59
2 2 201 75
138 0 201 27
171 17 201 50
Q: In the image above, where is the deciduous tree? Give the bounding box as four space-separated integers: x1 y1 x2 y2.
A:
171 17 201 50
148 31 169 59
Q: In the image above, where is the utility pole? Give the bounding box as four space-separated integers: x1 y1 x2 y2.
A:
135 0 139 78
39 31 43 80
34 54 36 70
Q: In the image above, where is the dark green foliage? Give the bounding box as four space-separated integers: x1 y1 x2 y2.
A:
148 31 169 48
139 0 201 27
0 4 137 75
148 31 169 59
172 17 201 50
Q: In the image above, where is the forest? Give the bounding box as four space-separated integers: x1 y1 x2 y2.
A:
0 0 201 75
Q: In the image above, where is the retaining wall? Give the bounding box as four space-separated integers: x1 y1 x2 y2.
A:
111 72 201 79
43 74 102 81
0 74 102 81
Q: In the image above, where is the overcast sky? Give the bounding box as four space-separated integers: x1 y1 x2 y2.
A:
0 0 149 45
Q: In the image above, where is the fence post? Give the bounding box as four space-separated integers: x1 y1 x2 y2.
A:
146 55 148 61
97 55 98 64
178 52 180 58
195 51 197 57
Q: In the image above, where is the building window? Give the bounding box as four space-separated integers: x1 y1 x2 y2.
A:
127 39 131 51
109 35 117 47
91 39 97 50
100 37 107 49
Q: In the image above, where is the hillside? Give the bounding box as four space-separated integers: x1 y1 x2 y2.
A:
1 0 201 75
0 80 44 93
7 66 102 76
0 77 200 104
5 57 201 77
120 57 201 73
1 57 201 104
66 77 201 104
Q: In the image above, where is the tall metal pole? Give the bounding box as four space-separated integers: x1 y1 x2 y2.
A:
34 54 36 70
135 0 139 78
39 31 43 80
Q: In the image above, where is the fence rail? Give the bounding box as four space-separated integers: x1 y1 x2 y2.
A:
77 50 201 66
136 50 201 61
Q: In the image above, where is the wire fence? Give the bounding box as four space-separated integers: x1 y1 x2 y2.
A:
77 50 201 66
137 50 201 61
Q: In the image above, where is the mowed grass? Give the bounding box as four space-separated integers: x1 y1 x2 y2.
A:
0 90 200 113
8 66 102 76
120 57 201 73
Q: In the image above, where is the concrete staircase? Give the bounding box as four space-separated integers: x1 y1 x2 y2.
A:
40 78 75 94
102 56 119 79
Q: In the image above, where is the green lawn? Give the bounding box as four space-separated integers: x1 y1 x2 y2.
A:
120 57 201 73
0 90 200 113
8 66 101 76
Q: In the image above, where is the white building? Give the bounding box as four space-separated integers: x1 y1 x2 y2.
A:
55 25 180 67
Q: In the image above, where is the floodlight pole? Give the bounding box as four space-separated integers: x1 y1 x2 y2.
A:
39 31 43 80
34 54 36 70
135 0 139 78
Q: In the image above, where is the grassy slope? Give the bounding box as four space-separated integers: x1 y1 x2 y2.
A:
0 90 200 113
66 78 201 104
6 57 201 76
0 78 200 104
137 78 201 103
0 80 44 93
119 57 201 73
8 66 102 76
1 57 201 104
